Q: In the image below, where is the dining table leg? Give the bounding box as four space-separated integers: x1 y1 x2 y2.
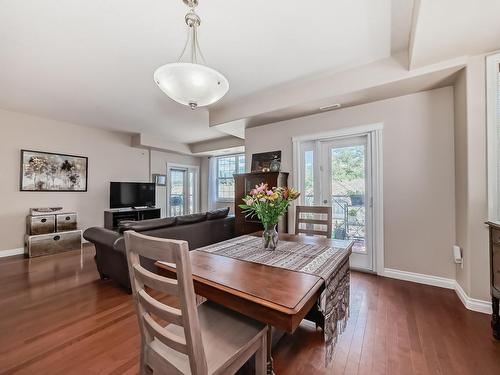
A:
266 324 274 375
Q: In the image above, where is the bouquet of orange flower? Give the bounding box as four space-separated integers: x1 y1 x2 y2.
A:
239 183 300 249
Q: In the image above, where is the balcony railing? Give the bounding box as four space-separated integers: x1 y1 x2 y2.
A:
303 194 366 251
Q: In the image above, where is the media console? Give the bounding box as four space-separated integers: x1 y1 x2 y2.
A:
104 207 161 231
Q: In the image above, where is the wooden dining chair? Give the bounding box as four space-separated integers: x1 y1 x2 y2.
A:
124 231 267 375
294 205 332 239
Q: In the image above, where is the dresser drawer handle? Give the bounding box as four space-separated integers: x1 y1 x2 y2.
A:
65 216 71 221
41 218 47 223
53 235 61 241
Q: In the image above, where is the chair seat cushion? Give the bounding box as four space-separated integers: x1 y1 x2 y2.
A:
148 301 266 374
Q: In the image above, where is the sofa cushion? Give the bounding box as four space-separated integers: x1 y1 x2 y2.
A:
142 216 236 251
118 217 177 233
207 207 230 220
176 212 207 225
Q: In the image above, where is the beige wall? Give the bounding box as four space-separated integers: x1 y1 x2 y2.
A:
466 56 489 301
0 108 209 254
0 109 149 252
453 69 470 292
246 87 456 279
452 56 490 301
200 157 209 212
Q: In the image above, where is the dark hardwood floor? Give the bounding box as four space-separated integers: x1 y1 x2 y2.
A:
1 246 499 375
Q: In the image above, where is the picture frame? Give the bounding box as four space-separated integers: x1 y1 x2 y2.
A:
251 150 282 172
20 149 88 192
152 174 167 186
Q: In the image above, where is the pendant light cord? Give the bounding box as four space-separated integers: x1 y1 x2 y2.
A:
176 7 207 65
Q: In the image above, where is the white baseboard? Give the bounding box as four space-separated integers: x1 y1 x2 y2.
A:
0 247 25 258
381 268 492 314
454 281 493 314
382 267 456 289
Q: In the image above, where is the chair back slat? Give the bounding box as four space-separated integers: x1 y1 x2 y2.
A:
124 231 208 375
138 289 184 326
297 205 330 213
143 313 188 354
133 264 179 296
295 205 332 239
297 218 328 225
126 231 187 263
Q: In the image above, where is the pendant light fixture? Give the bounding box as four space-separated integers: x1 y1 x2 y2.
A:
154 0 229 109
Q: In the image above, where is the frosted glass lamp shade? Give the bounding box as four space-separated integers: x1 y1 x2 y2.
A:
154 62 229 109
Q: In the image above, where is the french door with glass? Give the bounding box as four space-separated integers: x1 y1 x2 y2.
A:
298 132 378 272
168 166 198 216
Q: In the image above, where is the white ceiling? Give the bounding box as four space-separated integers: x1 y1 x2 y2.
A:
0 0 392 144
390 0 414 53
410 0 500 68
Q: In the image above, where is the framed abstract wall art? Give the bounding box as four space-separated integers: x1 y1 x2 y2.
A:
20 150 88 191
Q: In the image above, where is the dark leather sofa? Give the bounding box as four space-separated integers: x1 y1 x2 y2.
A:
83 208 234 292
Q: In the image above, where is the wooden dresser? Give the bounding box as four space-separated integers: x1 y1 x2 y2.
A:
234 172 289 236
486 221 500 340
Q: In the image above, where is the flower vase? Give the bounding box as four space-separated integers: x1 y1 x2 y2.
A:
262 224 278 251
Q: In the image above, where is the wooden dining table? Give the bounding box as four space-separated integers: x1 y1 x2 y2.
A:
155 232 353 374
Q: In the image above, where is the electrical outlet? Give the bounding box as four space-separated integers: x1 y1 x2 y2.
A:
453 245 463 268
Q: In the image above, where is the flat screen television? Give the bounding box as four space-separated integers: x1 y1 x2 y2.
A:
110 182 156 209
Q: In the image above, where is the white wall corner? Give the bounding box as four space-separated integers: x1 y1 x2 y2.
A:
0 248 25 258
454 281 493 314
381 268 492 314
407 0 422 70
382 268 456 289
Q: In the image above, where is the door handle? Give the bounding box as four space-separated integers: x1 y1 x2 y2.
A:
323 199 328 204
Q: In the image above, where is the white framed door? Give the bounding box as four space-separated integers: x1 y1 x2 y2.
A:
167 164 199 216
293 124 383 273
321 135 373 271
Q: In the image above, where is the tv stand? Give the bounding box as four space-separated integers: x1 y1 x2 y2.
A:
104 207 161 230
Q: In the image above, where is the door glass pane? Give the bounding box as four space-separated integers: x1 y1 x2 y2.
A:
188 171 194 214
170 169 185 216
304 150 314 206
331 145 366 252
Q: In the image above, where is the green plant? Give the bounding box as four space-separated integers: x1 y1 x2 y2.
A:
239 183 300 229
346 190 362 196
348 208 358 217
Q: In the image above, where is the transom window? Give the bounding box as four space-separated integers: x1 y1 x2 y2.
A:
216 154 245 201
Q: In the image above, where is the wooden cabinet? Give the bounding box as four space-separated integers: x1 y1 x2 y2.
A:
486 221 500 340
104 207 161 230
234 172 289 236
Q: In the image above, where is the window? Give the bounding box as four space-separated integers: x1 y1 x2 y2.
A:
487 53 500 219
216 154 245 201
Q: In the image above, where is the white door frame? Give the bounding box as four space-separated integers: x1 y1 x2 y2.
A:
292 123 384 275
166 163 200 216
321 134 373 271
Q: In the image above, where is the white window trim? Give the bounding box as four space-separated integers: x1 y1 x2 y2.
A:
487 52 500 220
292 123 384 275
215 153 245 203
166 163 200 216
